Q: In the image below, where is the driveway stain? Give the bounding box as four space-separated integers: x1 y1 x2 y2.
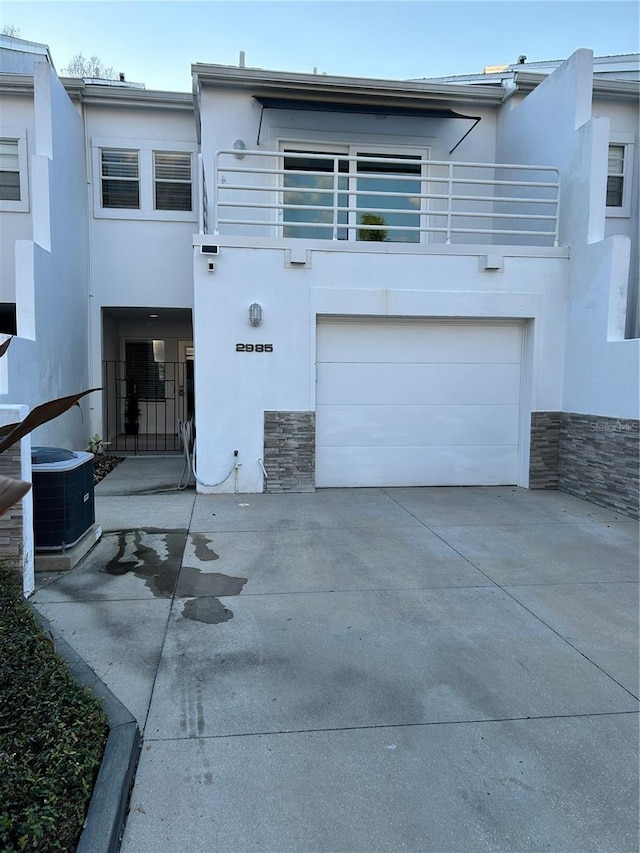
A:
177 567 247 598
182 597 235 625
191 533 219 561
101 529 247 624
103 530 183 598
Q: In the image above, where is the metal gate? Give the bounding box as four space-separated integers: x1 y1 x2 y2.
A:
102 360 193 453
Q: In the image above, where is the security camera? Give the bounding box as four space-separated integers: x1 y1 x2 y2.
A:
207 259 216 272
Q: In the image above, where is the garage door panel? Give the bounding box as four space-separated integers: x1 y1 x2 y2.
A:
317 322 522 364
317 363 521 406
316 404 520 448
315 320 523 487
316 446 519 488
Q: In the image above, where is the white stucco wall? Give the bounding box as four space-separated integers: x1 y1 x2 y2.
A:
85 103 197 437
0 95 35 307
4 61 90 449
193 240 568 492
496 49 639 418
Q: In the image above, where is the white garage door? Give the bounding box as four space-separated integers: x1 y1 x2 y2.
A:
316 320 523 487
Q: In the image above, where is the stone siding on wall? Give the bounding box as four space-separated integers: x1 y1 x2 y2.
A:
0 445 24 564
263 411 315 493
558 413 639 519
529 412 561 489
529 411 639 518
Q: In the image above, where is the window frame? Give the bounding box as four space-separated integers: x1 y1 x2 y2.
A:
153 150 193 212
101 148 140 210
92 137 197 221
606 133 635 219
278 139 429 243
0 128 28 213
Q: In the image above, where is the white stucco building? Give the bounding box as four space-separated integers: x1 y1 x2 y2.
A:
1 35 638 577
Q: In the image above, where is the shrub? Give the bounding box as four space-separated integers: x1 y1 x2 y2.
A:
0 564 108 852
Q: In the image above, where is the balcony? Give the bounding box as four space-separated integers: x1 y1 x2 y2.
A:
206 150 560 248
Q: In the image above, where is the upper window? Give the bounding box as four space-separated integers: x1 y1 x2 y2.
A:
92 138 197 221
606 145 625 207
0 130 28 213
101 149 139 209
154 151 192 211
282 147 424 243
606 136 635 218
0 140 20 201
283 150 348 240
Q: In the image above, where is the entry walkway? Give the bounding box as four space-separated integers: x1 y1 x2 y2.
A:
32 458 639 852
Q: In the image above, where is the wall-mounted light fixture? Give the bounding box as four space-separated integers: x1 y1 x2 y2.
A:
248 302 263 327
233 139 247 159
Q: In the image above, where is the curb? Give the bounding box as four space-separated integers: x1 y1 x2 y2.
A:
32 607 142 853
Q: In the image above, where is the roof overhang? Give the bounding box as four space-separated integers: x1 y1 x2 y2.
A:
191 63 505 106
60 78 194 110
512 71 640 101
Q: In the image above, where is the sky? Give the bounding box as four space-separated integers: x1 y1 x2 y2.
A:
1 0 638 92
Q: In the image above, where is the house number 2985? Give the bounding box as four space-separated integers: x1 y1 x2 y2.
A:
236 343 273 353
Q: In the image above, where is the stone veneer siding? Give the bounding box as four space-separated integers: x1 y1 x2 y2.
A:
530 411 639 518
557 413 639 519
0 444 24 563
529 412 561 489
263 411 315 493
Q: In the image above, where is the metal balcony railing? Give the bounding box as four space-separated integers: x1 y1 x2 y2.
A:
210 150 560 247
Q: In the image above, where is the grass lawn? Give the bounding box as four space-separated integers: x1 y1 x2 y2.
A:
0 563 109 852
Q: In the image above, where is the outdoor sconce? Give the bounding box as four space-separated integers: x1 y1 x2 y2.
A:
249 302 263 327
233 139 247 159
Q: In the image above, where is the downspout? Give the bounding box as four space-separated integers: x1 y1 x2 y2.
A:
79 84 98 438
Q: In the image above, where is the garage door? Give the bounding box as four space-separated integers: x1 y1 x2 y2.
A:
315 320 523 487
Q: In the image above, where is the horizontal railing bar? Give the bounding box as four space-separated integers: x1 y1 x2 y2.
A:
218 200 558 221
217 149 560 174
217 216 556 237
219 167 559 190
219 185 557 205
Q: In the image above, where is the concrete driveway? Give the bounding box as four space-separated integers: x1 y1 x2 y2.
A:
33 459 639 852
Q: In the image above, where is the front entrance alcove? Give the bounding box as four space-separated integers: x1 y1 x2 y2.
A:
101 307 193 454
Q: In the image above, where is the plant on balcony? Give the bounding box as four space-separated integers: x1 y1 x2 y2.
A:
358 212 388 242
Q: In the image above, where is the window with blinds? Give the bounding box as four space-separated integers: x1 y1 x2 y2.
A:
101 149 140 208
154 151 192 211
0 140 20 201
606 144 625 208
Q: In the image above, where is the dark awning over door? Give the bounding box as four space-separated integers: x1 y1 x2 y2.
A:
253 95 481 153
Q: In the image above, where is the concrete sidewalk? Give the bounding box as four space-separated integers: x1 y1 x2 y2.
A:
33 458 639 852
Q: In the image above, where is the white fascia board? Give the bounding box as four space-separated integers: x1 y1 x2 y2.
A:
0 74 36 96
0 35 53 64
61 79 194 110
513 72 640 101
191 64 505 106
418 68 639 103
